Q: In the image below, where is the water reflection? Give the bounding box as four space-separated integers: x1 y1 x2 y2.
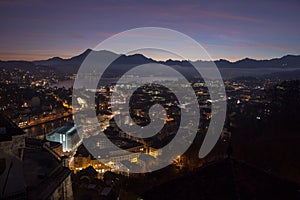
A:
23 117 73 139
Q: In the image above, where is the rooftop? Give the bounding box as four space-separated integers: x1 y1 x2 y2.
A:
23 141 71 199
0 113 26 142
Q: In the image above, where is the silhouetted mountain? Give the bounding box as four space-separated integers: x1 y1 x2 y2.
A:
0 60 35 69
1 49 300 78
214 55 300 68
47 56 64 62
162 59 193 66
33 49 120 74
112 53 154 66
213 59 232 68
68 48 92 62
33 49 93 73
32 50 300 72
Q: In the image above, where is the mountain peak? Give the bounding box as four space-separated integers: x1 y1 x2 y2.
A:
68 49 93 61
240 57 256 62
83 48 92 54
47 56 64 61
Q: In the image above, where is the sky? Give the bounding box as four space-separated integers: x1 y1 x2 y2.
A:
0 0 299 61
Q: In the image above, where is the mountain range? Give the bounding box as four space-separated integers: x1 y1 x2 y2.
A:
1 49 300 79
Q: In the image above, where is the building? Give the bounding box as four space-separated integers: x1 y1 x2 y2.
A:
23 138 73 200
0 113 73 199
0 113 27 199
46 125 81 152
0 113 27 159
71 144 111 176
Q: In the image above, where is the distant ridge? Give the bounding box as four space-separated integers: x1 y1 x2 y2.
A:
1 49 300 78
212 55 300 68
32 49 300 70
2 49 300 68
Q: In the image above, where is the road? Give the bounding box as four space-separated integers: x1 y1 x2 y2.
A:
20 111 73 129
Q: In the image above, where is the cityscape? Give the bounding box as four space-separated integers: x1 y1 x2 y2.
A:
1 0 300 200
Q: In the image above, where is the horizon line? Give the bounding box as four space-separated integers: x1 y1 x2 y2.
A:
0 49 299 63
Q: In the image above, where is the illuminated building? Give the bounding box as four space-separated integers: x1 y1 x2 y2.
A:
46 125 81 152
0 113 73 199
70 144 111 175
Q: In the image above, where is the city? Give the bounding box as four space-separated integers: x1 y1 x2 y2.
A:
1 50 300 199
0 0 300 199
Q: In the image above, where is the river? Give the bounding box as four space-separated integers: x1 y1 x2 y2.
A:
23 116 73 139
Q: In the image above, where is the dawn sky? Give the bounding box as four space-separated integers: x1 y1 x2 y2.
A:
0 0 299 61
